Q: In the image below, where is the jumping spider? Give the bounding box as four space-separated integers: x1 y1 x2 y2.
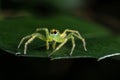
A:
18 28 87 56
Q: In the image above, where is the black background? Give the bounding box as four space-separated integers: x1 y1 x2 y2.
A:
0 49 120 80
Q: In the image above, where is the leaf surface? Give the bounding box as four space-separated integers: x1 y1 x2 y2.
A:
0 15 120 60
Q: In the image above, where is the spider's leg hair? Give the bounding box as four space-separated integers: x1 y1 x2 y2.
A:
18 35 31 48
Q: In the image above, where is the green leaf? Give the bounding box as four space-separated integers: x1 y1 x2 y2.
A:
0 15 120 60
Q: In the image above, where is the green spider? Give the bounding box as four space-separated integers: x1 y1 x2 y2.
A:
17 28 87 56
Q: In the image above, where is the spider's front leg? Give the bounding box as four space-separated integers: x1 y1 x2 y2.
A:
48 39 68 56
48 34 76 56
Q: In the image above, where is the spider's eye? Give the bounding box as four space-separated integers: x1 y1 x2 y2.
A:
50 29 58 34
53 31 57 34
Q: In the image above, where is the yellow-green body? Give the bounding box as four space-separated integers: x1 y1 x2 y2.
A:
49 33 65 43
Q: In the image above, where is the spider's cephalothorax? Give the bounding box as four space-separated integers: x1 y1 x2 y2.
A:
18 28 87 56
49 29 65 43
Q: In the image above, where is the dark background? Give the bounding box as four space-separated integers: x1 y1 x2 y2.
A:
0 49 120 80
0 0 120 80
1 0 120 33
